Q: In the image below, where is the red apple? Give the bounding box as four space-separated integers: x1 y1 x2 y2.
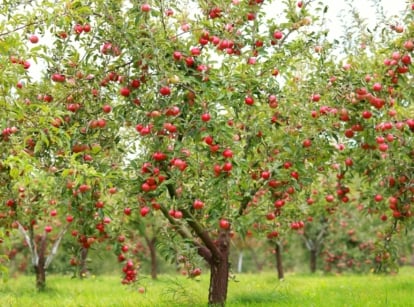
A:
120 87 130 97
102 104 112 113
245 96 254 105
83 24 91 32
141 3 151 12
124 207 132 215
219 219 230 230
193 199 204 210
160 86 171 96
140 206 150 217
273 31 283 40
201 113 211 122
29 35 39 43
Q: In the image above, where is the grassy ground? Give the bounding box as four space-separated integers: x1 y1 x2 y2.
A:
1 267 414 306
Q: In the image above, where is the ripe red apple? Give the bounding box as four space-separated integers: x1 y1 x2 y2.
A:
160 86 171 96
191 268 202 277
273 31 283 40
29 35 39 43
222 162 232 172
173 51 183 61
51 73 65 82
73 24 83 34
174 210 183 219
120 87 130 97
222 148 233 158
83 24 91 32
372 82 382 92
345 157 353 167
378 143 388 152
302 139 312 147
102 104 112 113
245 96 254 105
193 199 205 210
95 201 104 208
374 194 383 202
140 206 150 217
201 113 211 122
121 245 129 253
130 79 141 88
219 219 230 230
66 215 74 223
79 184 91 193
44 225 53 233
191 47 201 56
124 207 132 215
261 171 270 180
141 3 151 12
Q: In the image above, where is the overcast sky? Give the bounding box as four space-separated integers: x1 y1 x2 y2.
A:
319 0 406 39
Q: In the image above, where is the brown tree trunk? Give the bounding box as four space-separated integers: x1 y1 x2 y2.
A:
35 234 47 291
275 242 284 280
207 230 230 307
146 237 158 279
34 264 46 291
79 247 89 278
310 248 317 273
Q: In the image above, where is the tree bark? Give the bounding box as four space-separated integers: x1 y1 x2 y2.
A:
310 248 317 273
146 236 158 279
35 234 47 291
79 247 89 278
207 230 230 307
275 242 284 280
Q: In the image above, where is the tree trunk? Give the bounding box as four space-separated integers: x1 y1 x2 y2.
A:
34 264 46 291
79 247 89 278
275 242 284 280
146 237 158 279
207 230 230 306
35 234 47 291
310 248 317 273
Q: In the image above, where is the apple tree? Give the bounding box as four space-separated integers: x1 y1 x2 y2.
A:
0 0 126 289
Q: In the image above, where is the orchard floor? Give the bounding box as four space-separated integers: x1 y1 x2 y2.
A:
1 267 414 306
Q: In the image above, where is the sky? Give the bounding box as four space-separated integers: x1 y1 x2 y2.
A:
318 0 406 39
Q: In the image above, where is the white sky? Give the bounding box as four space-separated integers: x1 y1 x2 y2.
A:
321 0 406 39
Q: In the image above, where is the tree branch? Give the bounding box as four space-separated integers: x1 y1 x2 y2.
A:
17 222 38 266
45 225 68 269
164 183 221 261
0 20 43 38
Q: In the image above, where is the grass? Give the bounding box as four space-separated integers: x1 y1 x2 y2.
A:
1 267 414 306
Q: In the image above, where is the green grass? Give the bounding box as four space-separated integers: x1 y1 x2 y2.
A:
1 267 414 306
